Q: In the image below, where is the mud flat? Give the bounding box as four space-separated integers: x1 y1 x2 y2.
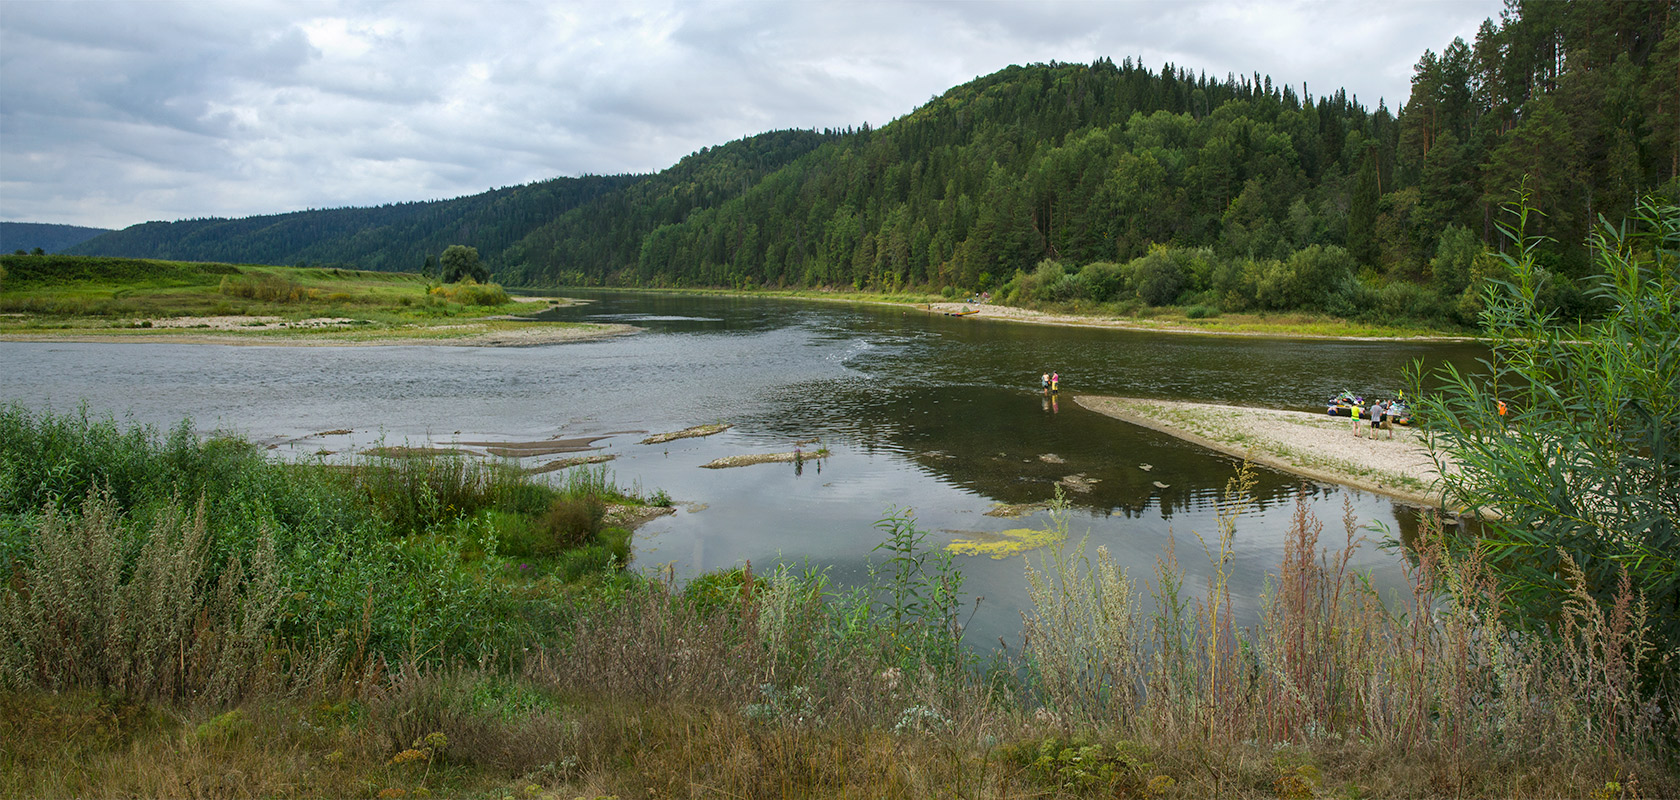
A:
1075 395 1455 508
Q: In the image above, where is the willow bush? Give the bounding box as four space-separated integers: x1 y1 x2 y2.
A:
1412 192 1679 658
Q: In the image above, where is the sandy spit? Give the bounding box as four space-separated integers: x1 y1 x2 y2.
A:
1075 395 1456 508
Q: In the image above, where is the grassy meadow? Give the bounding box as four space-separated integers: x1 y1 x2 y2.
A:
1 406 1673 799
0 254 615 344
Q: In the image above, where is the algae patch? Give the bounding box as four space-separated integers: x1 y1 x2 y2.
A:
946 527 1066 559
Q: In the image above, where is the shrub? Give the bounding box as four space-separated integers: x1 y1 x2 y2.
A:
1413 193 1680 661
1131 248 1187 306
1184 304 1219 319
427 280 509 307
219 274 317 303
1077 261 1124 302
535 494 605 555
0 489 281 702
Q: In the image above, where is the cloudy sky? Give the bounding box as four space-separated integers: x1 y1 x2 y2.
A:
1 0 1504 230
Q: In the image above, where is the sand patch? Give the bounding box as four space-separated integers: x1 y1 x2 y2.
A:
364 446 464 458
453 436 612 458
700 450 827 469
606 504 676 528
527 453 618 474
642 423 732 444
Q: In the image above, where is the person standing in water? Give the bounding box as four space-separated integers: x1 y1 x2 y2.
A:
1051 371 1060 392
1041 372 1050 393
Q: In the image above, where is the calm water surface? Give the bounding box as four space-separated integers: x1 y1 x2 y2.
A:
1 291 1486 647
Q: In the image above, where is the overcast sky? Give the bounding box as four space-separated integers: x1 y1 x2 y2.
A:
1 0 1505 230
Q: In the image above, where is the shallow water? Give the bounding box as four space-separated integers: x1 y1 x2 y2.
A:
1 291 1486 647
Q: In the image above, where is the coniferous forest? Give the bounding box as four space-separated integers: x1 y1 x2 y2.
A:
68 1 1680 327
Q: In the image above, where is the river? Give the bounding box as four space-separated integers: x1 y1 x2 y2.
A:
1 291 1487 647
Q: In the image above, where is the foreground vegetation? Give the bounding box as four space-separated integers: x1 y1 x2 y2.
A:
0 254 612 344
1 403 1674 798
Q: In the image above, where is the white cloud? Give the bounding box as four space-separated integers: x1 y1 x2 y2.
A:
0 0 1504 229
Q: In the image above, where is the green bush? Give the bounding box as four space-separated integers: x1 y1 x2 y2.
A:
427 280 509 307
1131 248 1187 306
0 405 631 677
1184 304 1219 319
1076 261 1125 302
535 494 606 555
1414 193 1680 660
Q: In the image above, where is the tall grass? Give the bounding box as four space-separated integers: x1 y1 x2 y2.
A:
0 489 280 702
1017 463 1675 793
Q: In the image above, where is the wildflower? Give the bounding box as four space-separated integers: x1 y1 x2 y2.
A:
389 749 427 766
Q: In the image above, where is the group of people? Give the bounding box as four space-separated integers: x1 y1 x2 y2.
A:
1040 371 1060 393
1349 397 1399 439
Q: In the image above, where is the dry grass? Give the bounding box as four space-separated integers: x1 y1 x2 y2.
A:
0 489 283 703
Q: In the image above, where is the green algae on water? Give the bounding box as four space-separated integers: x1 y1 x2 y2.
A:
946 527 1066 559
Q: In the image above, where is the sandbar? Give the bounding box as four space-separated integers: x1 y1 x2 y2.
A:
1075 395 1455 508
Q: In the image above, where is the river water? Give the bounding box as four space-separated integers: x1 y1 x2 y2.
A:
1 291 1486 647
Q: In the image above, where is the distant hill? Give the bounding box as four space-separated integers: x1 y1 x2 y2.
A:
68 173 651 273
1 222 113 254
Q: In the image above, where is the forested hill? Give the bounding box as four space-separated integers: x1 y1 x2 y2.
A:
67 128 833 273
1 222 112 254
65 1 1678 325
68 172 647 272
502 57 1395 290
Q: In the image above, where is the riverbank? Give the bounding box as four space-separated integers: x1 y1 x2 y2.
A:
1075 395 1454 507
912 300 1477 341
561 285 1476 341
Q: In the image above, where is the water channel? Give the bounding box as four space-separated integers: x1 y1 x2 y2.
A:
1 291 1488 647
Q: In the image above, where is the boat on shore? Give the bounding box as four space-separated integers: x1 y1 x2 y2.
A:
921 304 981 317
1326 391 1413 425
